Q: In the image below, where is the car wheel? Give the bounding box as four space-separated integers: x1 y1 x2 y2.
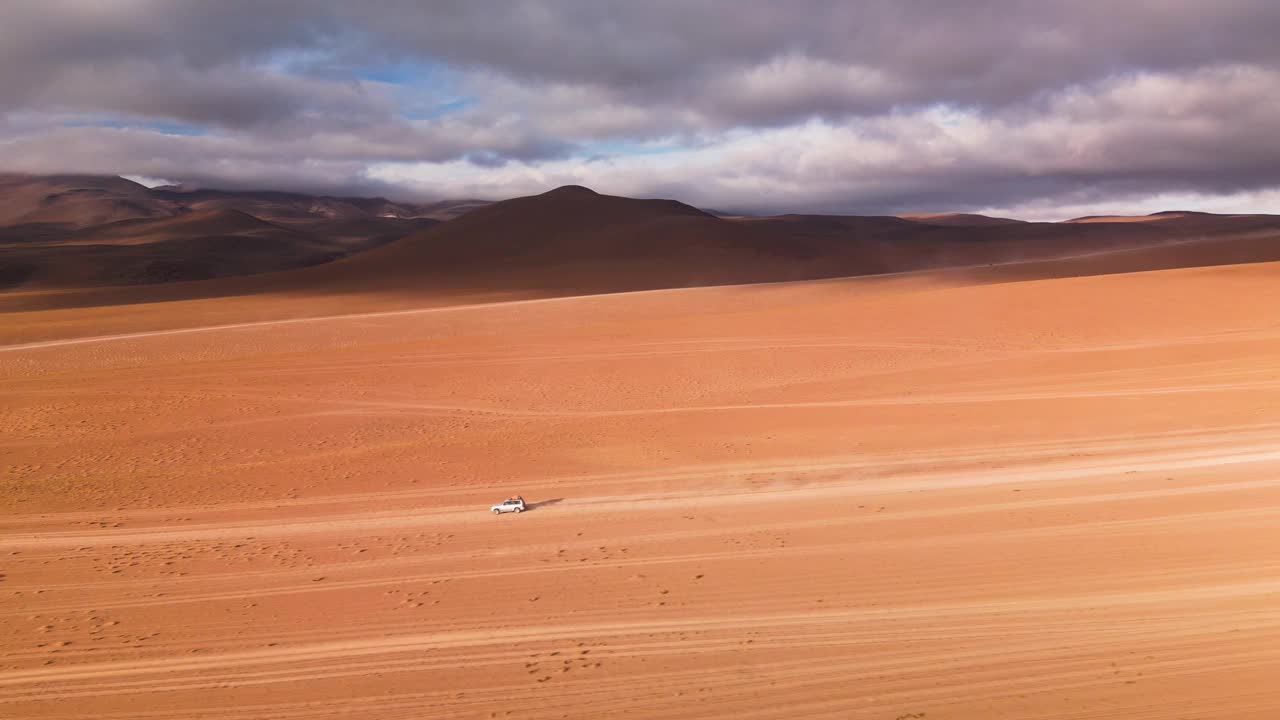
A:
492 508 501 515
514 507 522 513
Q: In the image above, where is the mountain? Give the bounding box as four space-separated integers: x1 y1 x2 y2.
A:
0 208 371 288
146 186 485 225
0 175 484 289
0 174 177 230
291 186 1280 299
4 179 1280 310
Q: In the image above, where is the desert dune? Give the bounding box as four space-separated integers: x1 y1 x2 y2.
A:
3 210 1280 719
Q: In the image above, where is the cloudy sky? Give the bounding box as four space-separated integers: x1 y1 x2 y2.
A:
2 1 1279 219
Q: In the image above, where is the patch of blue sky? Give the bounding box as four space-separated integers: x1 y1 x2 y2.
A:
355 58 462 89
402 96 479 121
353 59 481 121
356 59 438 85
258 47 477 122
578 138 687 158
60 116 208 136
260 47 340 76
144 121 208 136
61 117 130 130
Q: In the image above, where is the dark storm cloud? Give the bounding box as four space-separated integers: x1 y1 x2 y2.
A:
1 1 1279 215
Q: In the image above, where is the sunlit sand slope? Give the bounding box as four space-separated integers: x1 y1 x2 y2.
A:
2 260 1280 718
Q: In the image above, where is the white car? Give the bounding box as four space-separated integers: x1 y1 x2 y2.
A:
491 497 526 515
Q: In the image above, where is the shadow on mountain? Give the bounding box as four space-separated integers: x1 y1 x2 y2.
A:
4 176 1280 314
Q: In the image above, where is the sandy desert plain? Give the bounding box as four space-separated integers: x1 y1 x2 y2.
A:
3 180 1280 719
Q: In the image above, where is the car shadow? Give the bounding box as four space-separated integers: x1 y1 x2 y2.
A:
526 498 563 511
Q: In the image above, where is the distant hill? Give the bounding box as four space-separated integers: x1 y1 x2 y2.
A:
283 186 1280 299
1065 211 1210 224
0 175 483 289
147 186 485 225
4 178 1280 309
899 212 1027 227
0 174 177 229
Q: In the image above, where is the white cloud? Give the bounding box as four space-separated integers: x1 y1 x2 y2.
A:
121 174 174 187
4 2 1280 215
369 64 1280 218
978 188 1280 223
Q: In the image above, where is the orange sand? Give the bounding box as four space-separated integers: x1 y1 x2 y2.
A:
3 257 1280 718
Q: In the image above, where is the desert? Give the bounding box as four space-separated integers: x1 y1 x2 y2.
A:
6 4 1280 717
3 175 1280 719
